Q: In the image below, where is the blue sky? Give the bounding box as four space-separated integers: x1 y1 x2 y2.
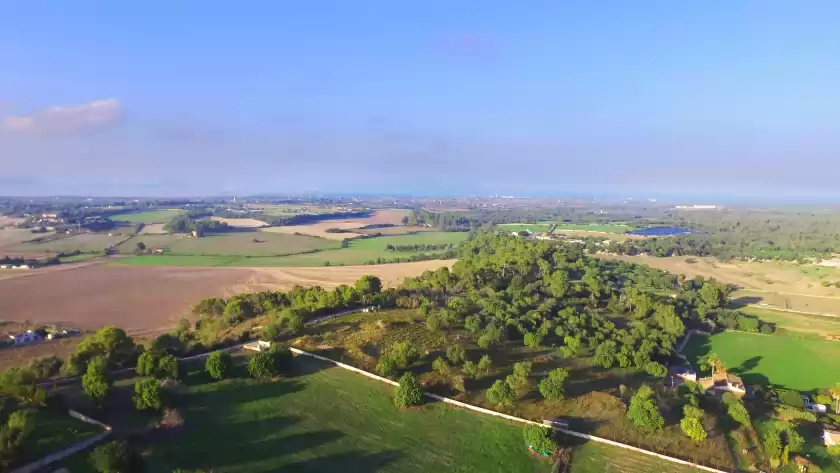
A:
2 1 839 198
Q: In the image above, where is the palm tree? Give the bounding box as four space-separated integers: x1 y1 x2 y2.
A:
828 383 840 414
701 353 726 378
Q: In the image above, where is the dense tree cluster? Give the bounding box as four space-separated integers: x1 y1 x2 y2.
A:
164 214 230 236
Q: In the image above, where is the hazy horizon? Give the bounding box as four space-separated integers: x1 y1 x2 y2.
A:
3 2 840 199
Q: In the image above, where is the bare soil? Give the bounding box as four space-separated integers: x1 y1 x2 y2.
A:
0 259 453 336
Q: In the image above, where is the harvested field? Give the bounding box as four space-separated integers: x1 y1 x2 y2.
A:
0 260 452 336
261 222 364 240
0 216 25 227
597 254 840 316
211 216 267 228
0 228 40 249
164 232 337 256
11 232 128 254
357 226 434 236
115 234 186 254
139 223 168 234
343 209 412 225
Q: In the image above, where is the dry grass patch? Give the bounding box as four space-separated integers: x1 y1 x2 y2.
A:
260 223 364 240
139 223 168 234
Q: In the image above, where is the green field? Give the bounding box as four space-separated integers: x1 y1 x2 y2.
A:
739 306 840 336
684 331 840 391
58 253 101 263
111 209 185 224
11 233 128 254
112 232 466 267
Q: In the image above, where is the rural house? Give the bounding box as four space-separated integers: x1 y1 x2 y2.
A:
699 372 747 397
8 329 43 346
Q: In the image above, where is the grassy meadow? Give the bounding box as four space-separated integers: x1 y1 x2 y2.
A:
294 309 736 469
111 209 185 224
684 331 840 391
11 233 128 254
111 231 466 267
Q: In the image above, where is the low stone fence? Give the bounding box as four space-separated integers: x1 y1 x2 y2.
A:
289 347 730 473
11 412 112 473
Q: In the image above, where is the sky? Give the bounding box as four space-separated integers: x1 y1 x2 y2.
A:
2 1 840 199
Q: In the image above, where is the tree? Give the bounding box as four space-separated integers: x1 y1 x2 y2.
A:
376 353 397 376
506 361 532 389
700 353 726 378
680 405 707 442
486 380 516 408
82 356 111 404
727 400 751 426
539 368 570 400
523 332 544 348
205 351 232 380
627 385 664 433
594 340 617 368
446 345 466 364
680 416 707 442
135 241 146 253
389 342 420 368
645 362 668 378
462 360 478 378
523 425 555 454
150 333 185 355
653 304 685 337
136 351 159 376
699 281 728 311
355 275 382 296
828 383 840 414
89 440 129 473
133 379 163 411
248 352 278 379
156 354 180 379
394 372 423 408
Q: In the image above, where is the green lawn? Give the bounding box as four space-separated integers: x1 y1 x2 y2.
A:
111 209 185 224
569 441 704 473
738 306 840 336
110 232 466 267
684 331 840 391
13 408 101 469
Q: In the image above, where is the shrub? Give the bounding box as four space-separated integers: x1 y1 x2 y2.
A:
136 351 159 377
248 352 278 379
394 372 423 408
376 354 397 377
523 425 554 454
486 380 516 408
261 323 282 341
627 385 663 433
270 344 294 373
507 361 533 389
27 356 63 380
432 357 450 376
446 345 466 364
779 389 806 408
759 323 775 334
477 355 492 374
156 354 180 379
774 405 817 422
737 316 760 333
727 400 751 426
461 360 478 379
828 445 840 457
539 368 570 400
389 342 420 368
82 356 111 403
523 332 543 348
89 440 129 473
205 351 232 380
133 379 163 411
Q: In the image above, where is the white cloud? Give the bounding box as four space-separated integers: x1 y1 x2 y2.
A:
2 98 122 135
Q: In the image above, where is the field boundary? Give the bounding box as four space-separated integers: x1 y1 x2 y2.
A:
287 347 729 473
11 410 112 473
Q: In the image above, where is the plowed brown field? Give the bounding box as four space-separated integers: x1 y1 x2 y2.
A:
0 259 453 335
